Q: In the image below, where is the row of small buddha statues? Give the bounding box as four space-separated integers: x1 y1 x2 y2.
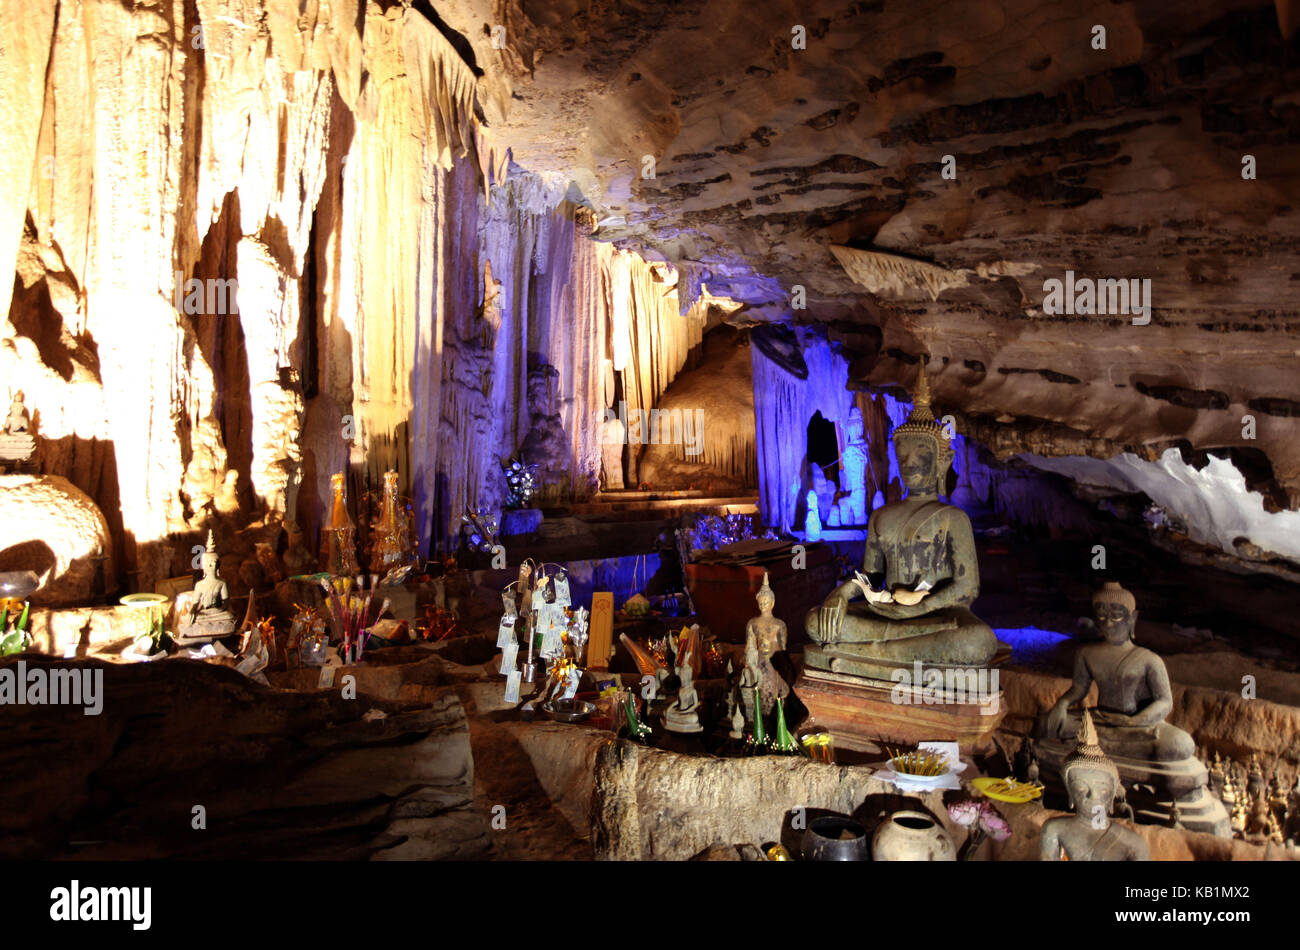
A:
176 470 416 643
1206 752 1300 845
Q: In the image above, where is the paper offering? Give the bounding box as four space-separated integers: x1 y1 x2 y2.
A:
497 614 517 648
500 641 518 676
504 670 522 704
553 572 571 607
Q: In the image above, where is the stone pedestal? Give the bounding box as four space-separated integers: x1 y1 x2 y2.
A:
795 663 1005 754
1035 736 1231 837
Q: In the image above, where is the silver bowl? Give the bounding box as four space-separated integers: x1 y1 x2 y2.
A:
541 699 595 723
0 571 40 600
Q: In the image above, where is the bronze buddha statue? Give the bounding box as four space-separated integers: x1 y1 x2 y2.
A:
1040 709 1150 861
804 369 997 681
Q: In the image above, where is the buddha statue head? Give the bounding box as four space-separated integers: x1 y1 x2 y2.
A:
1092 581 1137 644
892 368 953 497
756 572 775 616
1063 708 1122 818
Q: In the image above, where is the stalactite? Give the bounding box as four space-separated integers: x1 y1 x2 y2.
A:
1 0 727 581
752 332 853 531
829 245 970 301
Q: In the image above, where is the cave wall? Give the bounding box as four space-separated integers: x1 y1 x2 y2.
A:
1 0 702 591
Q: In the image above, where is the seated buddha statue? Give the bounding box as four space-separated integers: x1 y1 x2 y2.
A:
1040 581 1194 762
1040 709 1150 861
663 651 703 734
804 369 997 681
177 530 237 641
1035 580 1228 836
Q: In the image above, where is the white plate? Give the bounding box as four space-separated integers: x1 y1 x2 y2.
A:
885 758 953 785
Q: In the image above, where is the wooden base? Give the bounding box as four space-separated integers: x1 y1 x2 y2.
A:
795 667 1006 754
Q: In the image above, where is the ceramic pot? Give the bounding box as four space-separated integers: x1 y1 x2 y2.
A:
801 816 870 861
871 810 956 861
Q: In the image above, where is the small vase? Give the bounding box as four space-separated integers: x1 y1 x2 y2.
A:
871 809 956 861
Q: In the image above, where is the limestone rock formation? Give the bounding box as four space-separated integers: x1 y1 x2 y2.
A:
0 474 112 605
0 657 484 860
589 738 956 861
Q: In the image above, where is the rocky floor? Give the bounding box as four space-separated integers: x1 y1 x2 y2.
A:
9 567 1300 861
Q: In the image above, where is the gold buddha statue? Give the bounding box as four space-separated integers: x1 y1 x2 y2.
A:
804 369 997 681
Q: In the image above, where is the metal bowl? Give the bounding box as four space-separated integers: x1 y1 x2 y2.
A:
0 571 40 600
541 699 595 723
801 816 870 861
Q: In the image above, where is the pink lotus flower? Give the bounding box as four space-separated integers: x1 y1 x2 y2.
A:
947 800 981 827
949 798 1012 858
978 807 1012 841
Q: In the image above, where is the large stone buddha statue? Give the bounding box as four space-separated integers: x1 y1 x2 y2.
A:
804 369 997 681
1041 582 1192 761
1034 581 1229 836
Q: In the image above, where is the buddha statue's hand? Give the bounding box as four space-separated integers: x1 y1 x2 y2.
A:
818 594 847 643
1045 700 1070 738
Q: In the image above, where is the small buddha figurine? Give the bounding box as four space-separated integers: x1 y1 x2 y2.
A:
1039 710 1150 861
805 368 996 680
803 489 823 542
5 392 30 433
1270 772 1288 824
1286 776 1300 842
1209 752 1226 798
1247 788 1272 838
663 649 703 734
321 473 360 576
835 406 869 525
0 391 36 465
177 530 237 641
1247 755 1266 800
1230 798 1247 835
744 573 791 717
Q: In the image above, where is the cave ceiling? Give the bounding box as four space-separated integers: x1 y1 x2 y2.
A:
434 0 1300 501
